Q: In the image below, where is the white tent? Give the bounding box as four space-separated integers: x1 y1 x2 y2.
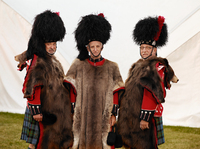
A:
0 0 200 127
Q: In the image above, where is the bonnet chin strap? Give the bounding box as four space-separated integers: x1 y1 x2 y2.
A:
88 45 103 58
140 41 156 59
140 48 154 60
47 52 55 56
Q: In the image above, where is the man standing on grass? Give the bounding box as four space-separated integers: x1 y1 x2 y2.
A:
15 10 73 149
118 16 178 149
64 13 125 149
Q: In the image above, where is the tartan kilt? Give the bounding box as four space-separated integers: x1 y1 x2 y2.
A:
21 106 39 145
154 116 165 145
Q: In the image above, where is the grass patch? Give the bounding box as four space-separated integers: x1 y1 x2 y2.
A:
1 112 200 149
159 126 200 149
0 112 27 149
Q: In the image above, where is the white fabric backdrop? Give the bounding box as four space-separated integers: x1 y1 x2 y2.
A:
163 31 200 127
1 0 200 127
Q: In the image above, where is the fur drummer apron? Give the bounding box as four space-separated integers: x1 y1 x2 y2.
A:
65 58 124 149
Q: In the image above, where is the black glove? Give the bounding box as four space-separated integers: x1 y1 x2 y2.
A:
42 112 57 125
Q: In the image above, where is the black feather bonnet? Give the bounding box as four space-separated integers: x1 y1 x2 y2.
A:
133 16 168 48
26 10 66 59
75 13 112 60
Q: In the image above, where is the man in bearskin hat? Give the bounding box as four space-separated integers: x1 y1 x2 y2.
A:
15 10 73 149
117 16 178 149
64 13 125 149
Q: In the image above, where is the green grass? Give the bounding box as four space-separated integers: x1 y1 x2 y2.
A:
159 126 200 149
1 112 200 149
0 112 27 149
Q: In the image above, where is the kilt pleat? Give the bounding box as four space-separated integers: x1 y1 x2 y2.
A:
20 106 39 145
154 116 165 145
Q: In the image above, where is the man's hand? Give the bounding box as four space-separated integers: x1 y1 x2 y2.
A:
33 114 43 122
140 120 149 130
109 115 116 126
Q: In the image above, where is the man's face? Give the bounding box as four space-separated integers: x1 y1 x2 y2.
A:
140 44 157 59
87 41 103 59
45 42 57 55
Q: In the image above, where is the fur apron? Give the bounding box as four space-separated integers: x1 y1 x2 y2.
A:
65 59 124 149
118 57 177 149
15 53 73 149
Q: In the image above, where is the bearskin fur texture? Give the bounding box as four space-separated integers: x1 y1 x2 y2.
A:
133 16 168 47
26 10 66 59
65 59 124 149
118 57 178 149
14 51 27 70
15 52 73 149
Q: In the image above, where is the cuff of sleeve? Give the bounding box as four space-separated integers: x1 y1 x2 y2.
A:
111 104 119 116
140 110 155 122
28 103 41 115
71 102 75 114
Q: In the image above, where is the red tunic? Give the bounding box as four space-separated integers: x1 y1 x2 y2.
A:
22 55 43 149
140 62 166 121
22 55 42 115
